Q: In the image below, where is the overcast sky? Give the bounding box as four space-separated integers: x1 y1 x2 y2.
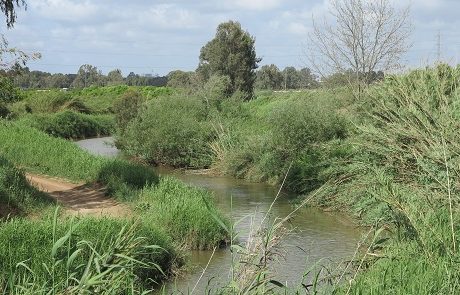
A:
2 0 460 76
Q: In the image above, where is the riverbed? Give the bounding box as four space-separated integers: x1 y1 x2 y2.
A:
76 137 362 292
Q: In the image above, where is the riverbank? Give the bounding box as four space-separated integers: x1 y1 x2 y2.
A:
77 137 363 293
113 65 460 293
0 121 229 293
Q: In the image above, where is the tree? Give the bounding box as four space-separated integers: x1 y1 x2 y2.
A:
256 64 283 90
298 67 319 89
72 64 101 88
198 21 260 100
308 0 410 90
167 70 194 89
107 69 124 85
1 0 26 28
282 67 300 89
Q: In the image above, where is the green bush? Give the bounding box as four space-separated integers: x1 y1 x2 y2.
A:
122 95 214 168
0 77 22 104
18 111 115 139
210 91 350 192
112 90 144 135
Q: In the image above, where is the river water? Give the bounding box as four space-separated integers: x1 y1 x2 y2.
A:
76 137 362 292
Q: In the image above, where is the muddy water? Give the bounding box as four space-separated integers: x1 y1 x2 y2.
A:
76 137 362 292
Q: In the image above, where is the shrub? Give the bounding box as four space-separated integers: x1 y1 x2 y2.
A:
0 77 22 103
122 95 214 168
18 111 115 139
112 90 144 135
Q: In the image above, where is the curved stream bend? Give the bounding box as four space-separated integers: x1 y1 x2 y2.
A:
76 137 362 292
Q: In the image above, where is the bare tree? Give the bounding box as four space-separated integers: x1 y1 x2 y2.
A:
308 0 411 90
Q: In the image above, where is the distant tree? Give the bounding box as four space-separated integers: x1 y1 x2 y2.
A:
298 67 319 89
107 69 124 85
256 64 283 90
45 73 71 89
167 70 194 89
282 67 300 89
198 21 261 100
72 64 101 88
308 0 411 94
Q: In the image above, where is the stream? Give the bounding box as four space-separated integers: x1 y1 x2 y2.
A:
76 137 362 293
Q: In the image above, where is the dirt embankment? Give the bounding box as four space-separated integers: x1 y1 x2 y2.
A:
26 174 130 217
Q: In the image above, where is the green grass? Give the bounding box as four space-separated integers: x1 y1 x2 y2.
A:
0 213 176 293
0 121 228 250
135 177 229 250
0 156 53 217
0 120 157 186
10 86 173 116
308 64 460 294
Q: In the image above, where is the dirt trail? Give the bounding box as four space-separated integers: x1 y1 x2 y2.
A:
26 174 130 217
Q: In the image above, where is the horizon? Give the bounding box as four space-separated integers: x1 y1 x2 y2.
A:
2 0 460 76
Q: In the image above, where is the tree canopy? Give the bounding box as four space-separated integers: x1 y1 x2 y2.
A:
198 21 260 100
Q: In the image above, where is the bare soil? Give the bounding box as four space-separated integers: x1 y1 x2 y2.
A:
26 173 130 217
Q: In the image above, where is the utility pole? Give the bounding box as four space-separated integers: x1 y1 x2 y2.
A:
437 30 441 63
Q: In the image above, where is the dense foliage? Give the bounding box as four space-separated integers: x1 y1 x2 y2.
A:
310 65 460 293
198 21 260 99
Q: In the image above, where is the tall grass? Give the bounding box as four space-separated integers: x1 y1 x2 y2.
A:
134 177 229 250
0 210 176 294
309 64 460 294
0 156 53 217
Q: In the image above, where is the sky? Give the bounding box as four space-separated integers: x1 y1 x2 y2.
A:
1 0 460 76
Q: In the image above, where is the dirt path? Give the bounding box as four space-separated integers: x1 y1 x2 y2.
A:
26 174 130 217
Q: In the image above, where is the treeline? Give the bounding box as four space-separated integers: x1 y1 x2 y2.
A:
8 65 168 89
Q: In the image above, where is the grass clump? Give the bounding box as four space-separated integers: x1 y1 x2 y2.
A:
134 177 229 250
0 213 176 293
17 111 114 139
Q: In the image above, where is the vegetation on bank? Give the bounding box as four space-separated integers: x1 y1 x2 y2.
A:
17 111 114 139
113 65 460 293
117 87 351 194
309 65 460 293
0 156 53 217
0 120 229 292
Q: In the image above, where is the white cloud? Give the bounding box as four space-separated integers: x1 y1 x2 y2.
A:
287 22 310 35
146 4 199 28
231 0 282 11
31 0 98 22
